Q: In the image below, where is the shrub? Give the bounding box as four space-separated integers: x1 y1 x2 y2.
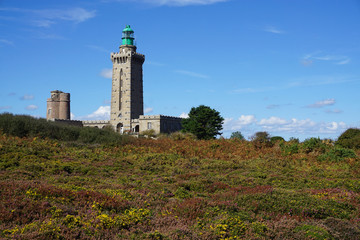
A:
270 136 285 144
140 129 156 138
280 141 299 155
169 131 197 140
230 131 245 140
251 131 273 148
318 147 358 162
302 137 327 154
0 113 130 145
336 128 360 149
294 224 333 240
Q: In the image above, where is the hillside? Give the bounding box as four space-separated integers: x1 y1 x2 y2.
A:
1 116 360 239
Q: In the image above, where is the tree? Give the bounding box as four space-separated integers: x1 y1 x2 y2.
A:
270 136 285 144
251 131 272 148
230 131 245 140
336 128 360 149
182 105 224 140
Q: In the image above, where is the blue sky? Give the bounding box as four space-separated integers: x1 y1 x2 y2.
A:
1 0 359 140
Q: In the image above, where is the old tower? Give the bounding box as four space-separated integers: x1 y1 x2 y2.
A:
46 90 70 120
110 25 145 133
47 25 182 134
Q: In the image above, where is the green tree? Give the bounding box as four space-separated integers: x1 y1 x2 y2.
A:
270 136 285 144
230 131 245 140
251 131 272 148
181 105 224 140
336 128 360 149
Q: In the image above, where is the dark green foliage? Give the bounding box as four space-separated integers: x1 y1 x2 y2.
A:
0 113 131 145
336 128 360 149
230 131 245 140
181 105 224 140
270 136 284 144
302 137 327 154
251 131 272 148
280 141 299 155
289 137 300 143
318 147 358 162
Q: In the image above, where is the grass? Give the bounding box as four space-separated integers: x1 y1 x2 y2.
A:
0 115 360 239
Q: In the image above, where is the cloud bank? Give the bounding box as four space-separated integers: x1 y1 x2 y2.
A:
75 106 110 120
223 115 348 139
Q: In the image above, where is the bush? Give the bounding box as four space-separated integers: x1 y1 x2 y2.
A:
251 131 273 148
302 137 327 154
318 147 358 162
169 131 197 140
280 141 299 155
336 128 360 149
140 129 156 138
230 131 245 140
0 113 130 145
270 136 285 144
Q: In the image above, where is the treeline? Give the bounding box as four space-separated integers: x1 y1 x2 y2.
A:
0 113 131 145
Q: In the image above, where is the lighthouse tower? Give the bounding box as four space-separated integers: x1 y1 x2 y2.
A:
110 25 145 133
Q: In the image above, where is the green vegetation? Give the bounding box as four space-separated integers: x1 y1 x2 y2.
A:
336 128 360 149
0 113 131 145
182 105 224 140
230 131 245 140
251 131 273 148
1 114 360 239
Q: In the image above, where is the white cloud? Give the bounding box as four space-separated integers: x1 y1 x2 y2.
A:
100 69 112 79
75 106 110 120
0 39 14 46
223 114 348 138
175 70 209 79
257 117 347 135
307 98 335 108
33 19 55 28
0 7 96 27
144 107 153 113
26 105 38 110
264 26 284 34
179 112 189 118
258 116 287 126
21 94 34 100
336 59 351 65
35 8 96 25
223 115 257 131
302 52 350 65
325 109 343 114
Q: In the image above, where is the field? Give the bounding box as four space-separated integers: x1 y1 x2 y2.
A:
1 131 360 240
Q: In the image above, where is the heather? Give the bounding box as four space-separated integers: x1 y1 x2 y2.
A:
1 121 360 239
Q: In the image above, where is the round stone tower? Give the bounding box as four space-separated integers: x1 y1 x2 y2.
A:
47 90 70 120
59 92 70 120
